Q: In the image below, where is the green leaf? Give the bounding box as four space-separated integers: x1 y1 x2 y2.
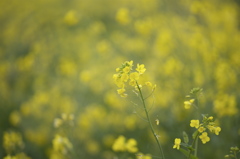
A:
179 148 198 159
192 130 199 139
183 131 189 144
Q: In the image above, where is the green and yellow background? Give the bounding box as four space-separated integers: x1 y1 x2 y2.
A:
0 0 239 158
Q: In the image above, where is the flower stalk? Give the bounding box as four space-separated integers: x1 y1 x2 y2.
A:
136 81 165 159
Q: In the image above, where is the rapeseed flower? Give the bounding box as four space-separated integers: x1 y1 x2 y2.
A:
136 64 146 74
184 99 195 109
125 138 138 153
190 120 199 128
112 135 138 153
112 135 126 152
199 132 210 144
130 72 140 81
173 138 181 150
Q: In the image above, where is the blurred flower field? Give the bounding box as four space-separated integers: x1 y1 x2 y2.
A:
0 0 240 158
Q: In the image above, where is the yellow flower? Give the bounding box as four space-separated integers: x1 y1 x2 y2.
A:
126 60 133 68
145 81 152 87
123 66 130 73
214 127 221 135
114 78 124 88
129 80 136 86
117 88 127 97
112 135 126 152
129 72 139 81
198 126 206 133
208 116 213 120
113 74 119 80
190 120 199 128
207 125 215 132
184 99 195 109
199 132 210 144
136 64 146 74
173 138 181 150
125 138 138 153
121 73 129 82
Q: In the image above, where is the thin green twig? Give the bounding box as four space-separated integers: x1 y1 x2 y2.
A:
136 81 165 159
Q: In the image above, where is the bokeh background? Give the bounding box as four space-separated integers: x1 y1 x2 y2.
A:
0 0 240 158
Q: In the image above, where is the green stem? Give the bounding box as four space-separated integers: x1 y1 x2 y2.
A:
136 81 165 159
234 151 238 159
187 131 199 159
194 137 198 157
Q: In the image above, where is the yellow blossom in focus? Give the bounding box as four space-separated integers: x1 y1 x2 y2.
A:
190 120 199 128
198 126 206 133
199 132 210 144
173 138 181 150
136 64 146 74
214 127 221 135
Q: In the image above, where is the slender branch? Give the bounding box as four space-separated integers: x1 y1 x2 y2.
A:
136 81 165 159
187 131 200 159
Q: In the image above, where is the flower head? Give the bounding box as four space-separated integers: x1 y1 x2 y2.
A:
190 120 200 129
136 64 146 74
130 72 140 81
214 126 221 135
125 138 138 153
199 132 210 144
173 138 181 150
184 99 195 109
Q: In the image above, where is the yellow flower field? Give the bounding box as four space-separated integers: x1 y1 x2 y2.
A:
0 0 239 158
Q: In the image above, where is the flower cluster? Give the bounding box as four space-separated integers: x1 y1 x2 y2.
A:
190 115 221 144
113 61 155 97
3 131 30 159
52 134 73 155
112 135 138 153
225 146 240 158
